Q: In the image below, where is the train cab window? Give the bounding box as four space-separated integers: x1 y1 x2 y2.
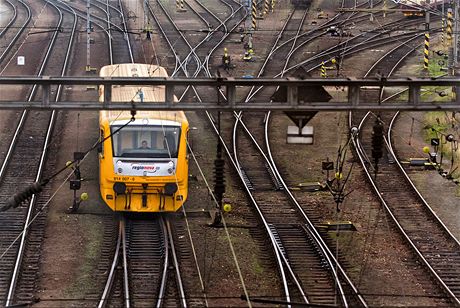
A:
111 125 180 158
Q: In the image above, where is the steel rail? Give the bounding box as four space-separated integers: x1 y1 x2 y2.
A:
0 0 31 64
231 117 308 307
154 0 201 77
236 4 415 306
243 16 425 100
0 0 17 39
116 0 134 63
4 0 74 304
98 220 123 308
192 3 294 303
179 3 246 98
149 1 251 305
259 9 372 308
174 0 211 75
121 219 130 307
209 5 414 306
57 1 126 40
156 218 170 308
104 0 113 65
177 0 215 75
47 0 113 65
233 5 385 306
356 30 460 305
348 21 453 305
166 218 187 307
352 112 460 306
233 56 350 308
231 7 318 306
387 113 460 305
145 3 181 73
81 0 132 63
149 0 284 306
178 2 246 99
0 2 63 182
200 0 247 78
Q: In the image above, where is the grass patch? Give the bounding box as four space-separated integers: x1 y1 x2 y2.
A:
423 111 460 179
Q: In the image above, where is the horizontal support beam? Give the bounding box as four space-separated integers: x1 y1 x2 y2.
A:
0 101 458 111
0 76 458 111
0 76 458 86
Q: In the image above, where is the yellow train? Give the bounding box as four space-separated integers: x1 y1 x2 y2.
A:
98 63 189 212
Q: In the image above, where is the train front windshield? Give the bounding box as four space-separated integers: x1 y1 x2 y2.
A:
111 125 180 158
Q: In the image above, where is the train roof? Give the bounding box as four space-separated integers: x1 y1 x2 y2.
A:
99 63 168 78
99 64 187 125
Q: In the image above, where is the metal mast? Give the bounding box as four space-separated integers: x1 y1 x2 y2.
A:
86 0 91 72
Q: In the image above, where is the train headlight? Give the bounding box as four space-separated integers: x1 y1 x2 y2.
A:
117 160 123 174
167 161 175 174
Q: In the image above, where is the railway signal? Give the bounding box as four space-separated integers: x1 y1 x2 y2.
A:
69 152 87 213
322 160 334 185
222 48 231 72
431 138 440 147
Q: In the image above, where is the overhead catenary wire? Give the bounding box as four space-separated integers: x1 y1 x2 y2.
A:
141 2 253 304
2 1 252 306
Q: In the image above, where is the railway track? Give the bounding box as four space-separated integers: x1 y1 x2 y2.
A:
349 15 457 305
0 0 139 305
0 1 78 305
0 0 457 306
216 1 447 305
98 215 199 307
204 2 387 306
0 0 31 68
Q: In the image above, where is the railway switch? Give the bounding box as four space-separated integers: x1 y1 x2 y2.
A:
350 126 359 136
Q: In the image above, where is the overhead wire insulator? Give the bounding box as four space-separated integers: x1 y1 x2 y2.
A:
2 182 45 211
213 156 225 202
371 118 384 162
